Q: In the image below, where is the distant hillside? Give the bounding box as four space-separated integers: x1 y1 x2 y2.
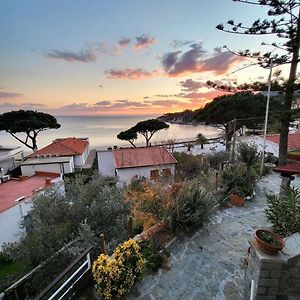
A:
157 109 200 124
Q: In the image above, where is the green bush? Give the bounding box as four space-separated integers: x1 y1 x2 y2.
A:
173 152 208 180
172 180 213 232
140 241 163 272
265 186 300 236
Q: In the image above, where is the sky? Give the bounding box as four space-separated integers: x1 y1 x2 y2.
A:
0 0 288 116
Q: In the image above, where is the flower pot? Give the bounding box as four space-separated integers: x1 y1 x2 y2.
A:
230 193 244 207
255 229 285 255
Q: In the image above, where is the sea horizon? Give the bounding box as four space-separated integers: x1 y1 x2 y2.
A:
0 115 222 153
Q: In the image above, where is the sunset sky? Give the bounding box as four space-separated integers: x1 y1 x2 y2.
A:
0 0 288 116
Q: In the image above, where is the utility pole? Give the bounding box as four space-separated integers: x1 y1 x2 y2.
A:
260 60 273 175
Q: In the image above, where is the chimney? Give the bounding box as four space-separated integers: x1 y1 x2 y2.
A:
45 178 52 187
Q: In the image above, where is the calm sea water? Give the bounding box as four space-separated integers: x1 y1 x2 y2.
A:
0 115 222 153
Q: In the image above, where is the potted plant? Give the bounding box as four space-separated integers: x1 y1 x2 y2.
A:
221 164 254 207
255 229 285 254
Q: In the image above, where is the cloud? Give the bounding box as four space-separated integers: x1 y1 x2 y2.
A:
95 100 112 106
0 92 23 99
22 102 46 107
170 39 193 48
0 101 48 113
151 99 187 106
162 43 207 76
161 43 245 76
105 68 157 80
46 46 99 63
179 79 207 92
118 37 131 47
133 34 156 51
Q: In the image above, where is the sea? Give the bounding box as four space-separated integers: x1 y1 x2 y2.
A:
0 115 222 153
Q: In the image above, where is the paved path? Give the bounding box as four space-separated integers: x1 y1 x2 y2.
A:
127 173 300 300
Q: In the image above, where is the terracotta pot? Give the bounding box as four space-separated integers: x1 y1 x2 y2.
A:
230 193 244 207
255 229 285 254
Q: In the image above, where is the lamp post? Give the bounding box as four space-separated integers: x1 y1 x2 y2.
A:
260 60 273 175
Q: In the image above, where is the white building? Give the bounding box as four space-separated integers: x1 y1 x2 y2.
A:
97 146 177 185
28 137 90 169
20 156 74 176
0 145 24 174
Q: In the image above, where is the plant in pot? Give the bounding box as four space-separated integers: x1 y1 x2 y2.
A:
255 228 285 254
221 164 253 207
230 182 254 207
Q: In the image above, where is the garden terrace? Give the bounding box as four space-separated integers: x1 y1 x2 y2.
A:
125 173 300 300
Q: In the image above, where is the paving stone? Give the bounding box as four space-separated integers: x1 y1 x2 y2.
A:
126 174 300 300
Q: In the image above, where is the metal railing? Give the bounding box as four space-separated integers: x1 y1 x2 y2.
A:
35 246 93 300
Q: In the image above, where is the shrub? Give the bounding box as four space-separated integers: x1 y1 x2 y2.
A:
172 180 213 232
140 240 163 272
236 142 258 179
93 239 146 300
173 152 208 180
205 151 227 170
126 181 172 229
265 186 300 236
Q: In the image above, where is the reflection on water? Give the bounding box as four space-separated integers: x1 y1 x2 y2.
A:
0 115 222 152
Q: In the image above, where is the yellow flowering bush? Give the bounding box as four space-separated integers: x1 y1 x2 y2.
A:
92 239 146 300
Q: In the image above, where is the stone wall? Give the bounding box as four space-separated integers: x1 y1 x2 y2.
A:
244 240 286 300
244 233 300 300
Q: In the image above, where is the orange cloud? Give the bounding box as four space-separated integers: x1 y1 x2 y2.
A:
105 68 159 80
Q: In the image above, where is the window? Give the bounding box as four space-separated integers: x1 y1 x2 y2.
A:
162 168 171 177
150 169 159 181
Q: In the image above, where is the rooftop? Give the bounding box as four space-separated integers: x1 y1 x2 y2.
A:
266 132 300 150
113 146 177 169
0 173 60 213
21 156 73 165
28 137 89 158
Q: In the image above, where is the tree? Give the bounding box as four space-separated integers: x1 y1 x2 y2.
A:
117 129 138 148
0 110 61 151
196 133 208 149
133 119 169 147
117 119 169 147
215 0 300 165
194 92 282 151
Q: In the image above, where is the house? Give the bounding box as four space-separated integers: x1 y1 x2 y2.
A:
97 146 177 185
20 156 74 176
28 137 90 169
0 172 62 247
0 145 24 175
241 132 300 158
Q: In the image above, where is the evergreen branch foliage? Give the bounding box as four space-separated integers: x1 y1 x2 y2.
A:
265 186 300 235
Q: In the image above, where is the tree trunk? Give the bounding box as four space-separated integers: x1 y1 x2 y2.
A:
225 125 233 155
278 7 300 166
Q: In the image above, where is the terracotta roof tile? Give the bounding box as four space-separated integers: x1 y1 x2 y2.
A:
29 137 88 157
113 146 177 169
266 133 300 150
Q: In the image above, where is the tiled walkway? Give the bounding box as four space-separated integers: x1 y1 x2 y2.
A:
127 173 300 300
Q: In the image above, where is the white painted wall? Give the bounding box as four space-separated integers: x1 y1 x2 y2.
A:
82 146 90 164
116 164 176 185
97 151 115 177
0 199 33 247
21 161 74 176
